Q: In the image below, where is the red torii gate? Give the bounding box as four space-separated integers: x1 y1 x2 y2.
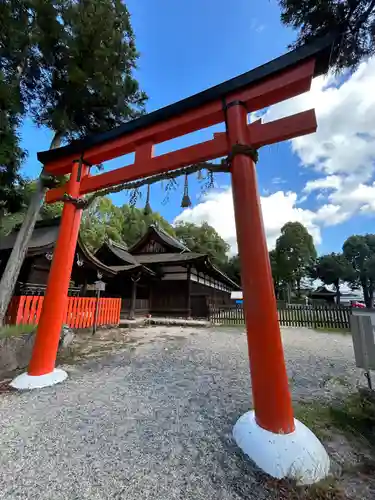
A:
11 36 333 483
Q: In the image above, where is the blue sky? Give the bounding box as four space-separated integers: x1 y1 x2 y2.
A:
20 0 375 255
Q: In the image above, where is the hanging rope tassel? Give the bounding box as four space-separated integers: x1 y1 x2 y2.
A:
181 173 192 208
197 169 203 180
143 184 152 215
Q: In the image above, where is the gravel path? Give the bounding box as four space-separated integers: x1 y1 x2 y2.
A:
0 327 363 499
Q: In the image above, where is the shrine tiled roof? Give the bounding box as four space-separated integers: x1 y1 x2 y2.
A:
0 218 60 255
151 225 190 252
135 253 203 264
0 218 116 276
101 240 138 265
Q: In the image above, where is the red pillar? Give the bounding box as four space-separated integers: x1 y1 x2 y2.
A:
226 102 295 434
28 161 88 376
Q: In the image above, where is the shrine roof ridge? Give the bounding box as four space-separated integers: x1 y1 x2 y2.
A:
37 34 335 166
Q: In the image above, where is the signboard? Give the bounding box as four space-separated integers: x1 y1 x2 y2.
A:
351 313 375 370
95 280 106 291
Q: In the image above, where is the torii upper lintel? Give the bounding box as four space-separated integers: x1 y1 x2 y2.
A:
38 34 333 177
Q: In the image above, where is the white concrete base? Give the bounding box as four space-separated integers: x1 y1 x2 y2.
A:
233 411 330 485
10 368 68 390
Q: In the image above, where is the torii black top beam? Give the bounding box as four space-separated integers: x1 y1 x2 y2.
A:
38 34 334 166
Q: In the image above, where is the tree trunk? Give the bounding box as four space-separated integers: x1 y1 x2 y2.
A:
364 291 372 309
334 280 340 306
0 132 63 325
369 283 374 310
361 279 372 309
286 282 292 304
296 278 301 299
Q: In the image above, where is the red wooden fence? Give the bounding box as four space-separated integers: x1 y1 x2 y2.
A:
5 296 121 328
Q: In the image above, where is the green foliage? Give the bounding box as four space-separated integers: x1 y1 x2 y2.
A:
0 61 26 217
78 197 175 251
31 0 147 138
275 221 317 297
224 254 241 284
343 234 375 307
279 0 375 72
296 389 375 450
0 323 35 339
269 248 282 297
0 0 147 225
20 180 64 219
310 252 353 303
121 204 175 248
0 0 148 325
0 124 25 217
174 222 229 266
80 198 126 251
0 180 64 236
0 1 56 219
0 0 39 107
2 0 147 137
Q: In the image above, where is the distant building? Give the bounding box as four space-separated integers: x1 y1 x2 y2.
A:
310 286 337 304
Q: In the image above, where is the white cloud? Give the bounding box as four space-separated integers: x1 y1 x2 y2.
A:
264 57 375 226
304 175 342 193
271 176 286 185
265 59 375 178
174 188 321 255
314 204 351 226
175 58 375 252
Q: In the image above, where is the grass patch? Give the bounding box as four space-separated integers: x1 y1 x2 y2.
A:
329 390 375 447
267 391 375 499
0 324 35 339
265 476 348 499
294 401 333 440
295 389 375 448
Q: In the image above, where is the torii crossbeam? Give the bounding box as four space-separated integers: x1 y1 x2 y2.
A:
12 35 334 484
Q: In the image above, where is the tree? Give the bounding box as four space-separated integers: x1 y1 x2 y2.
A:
343 234 375 308
0 179 65 237
269 249 282 299
174 221 230 267
80 198 126 252
80 198 176 251
0 96 25 222
224 254 241 285
121 205 175 248
0 0 147 324
0 2 29 224
279 0 375 72
310 252 352 305
0 192 176 252
275 221 317 299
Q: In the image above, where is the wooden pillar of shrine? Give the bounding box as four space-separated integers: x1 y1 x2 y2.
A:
129 275 138 320
186 265 192 318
